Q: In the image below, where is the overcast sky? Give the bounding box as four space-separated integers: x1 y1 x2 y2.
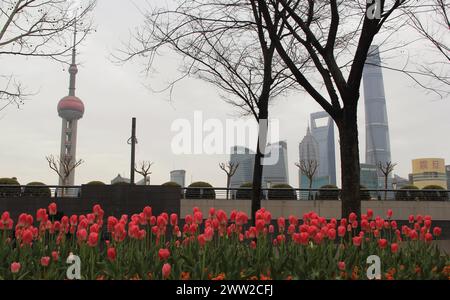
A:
1 0 449 188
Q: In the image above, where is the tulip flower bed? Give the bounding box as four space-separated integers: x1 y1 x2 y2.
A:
0 203 449 280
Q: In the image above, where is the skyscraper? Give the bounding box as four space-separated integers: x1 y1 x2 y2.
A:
263 141 289 186
57 28 84 186
310 111 336 185
229 142 289 189
363 45 392 184
298 127 322 199
170 170 186 187
446 165 450 190
229 146 255 188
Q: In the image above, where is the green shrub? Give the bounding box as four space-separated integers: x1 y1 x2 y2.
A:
268 183 297 200
236 182 252 200
317 184 340 200
395 185 421 201
23 182 51 197
360 185 371 201
422 185 448 201
86 181 106 185
0 177 20 197
185 182 215 199
162 181 181 187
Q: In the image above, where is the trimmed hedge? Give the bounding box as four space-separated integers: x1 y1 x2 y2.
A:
317 184 340 200
268 183 297 200
185 182 215 199
360 185 371 201
395 185 421 201
162 181 181 187
86 181 106 185
422 185 448 201
236 182 252 200
0 178 20 197
23 182 51 197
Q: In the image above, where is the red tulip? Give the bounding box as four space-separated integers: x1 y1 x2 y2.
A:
338 226 346 238
10 262 21 274
352 236 362 247
328 228 336 240
387 209 393 219
349 213 357 223
338 261 346 271
52 251 59 262
77 228 87 242
87 232 99 247
143 206 152 220
48 203 57 216
162 263 171 279
433 227 442 237
170 213 178 226
367 209 373 219
21 228 33 246
250 241 257 249
40 256 50 267
425 232 433 243
409 230 418 240
408 215 415 223
378 239 388 249
198 234 206 247
158 248 170 261
391 243 398 253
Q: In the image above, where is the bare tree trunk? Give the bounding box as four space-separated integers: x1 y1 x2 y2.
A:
251 136 264 225
226 176 230 200
338 105 361 218
384 176 388 201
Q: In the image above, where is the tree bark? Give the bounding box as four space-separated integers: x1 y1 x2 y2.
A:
251 136 264 225
337 104 361 218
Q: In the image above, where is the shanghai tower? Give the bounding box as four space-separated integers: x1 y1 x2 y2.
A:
363 45 391 178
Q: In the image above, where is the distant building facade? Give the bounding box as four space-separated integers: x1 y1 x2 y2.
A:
412 158 447 189
363 45 392 185
298 127 321 199
229 146 255 188
229 142 289 189
111 174 130 185
310 111 336 185
263 141 289 187
170 170 186 187
360 164 379 198
393 174 411 189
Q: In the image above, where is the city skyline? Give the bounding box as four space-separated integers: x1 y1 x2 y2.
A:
1 0 449 189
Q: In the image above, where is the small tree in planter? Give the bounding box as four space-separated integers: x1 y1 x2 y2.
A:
23 182 51 197
0 177 20 197
185 182 215 199
268 183 297 200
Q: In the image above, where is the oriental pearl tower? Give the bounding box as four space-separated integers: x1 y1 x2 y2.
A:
56 26 84 186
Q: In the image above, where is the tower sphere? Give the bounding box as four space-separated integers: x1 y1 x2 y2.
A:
57 95 84 120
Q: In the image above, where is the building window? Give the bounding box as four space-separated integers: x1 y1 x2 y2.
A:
432 160 440 169
420 160 428 170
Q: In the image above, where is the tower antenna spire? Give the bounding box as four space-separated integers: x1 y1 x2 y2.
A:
68 16 78 97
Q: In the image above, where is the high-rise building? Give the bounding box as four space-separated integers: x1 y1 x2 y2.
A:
363 45 392 184
229 142 289 189
229 146 255 188
310 111 336 185
360 164 378 199
298 126 320 187
411 158 447 189
263 141 289 187
298 128 324 199
170 170 186 187
57 29 84 186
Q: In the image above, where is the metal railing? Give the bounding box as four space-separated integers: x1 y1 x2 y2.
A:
0 185 449 201
180 187 450 201
0 185 81 198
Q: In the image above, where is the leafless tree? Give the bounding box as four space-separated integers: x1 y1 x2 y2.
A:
0 0 96 112
219 161 240 199
119 0 306 222
46 154 84 196
295 159 319 200
135 161 154 185
378 161 397 200
253 0 449 217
